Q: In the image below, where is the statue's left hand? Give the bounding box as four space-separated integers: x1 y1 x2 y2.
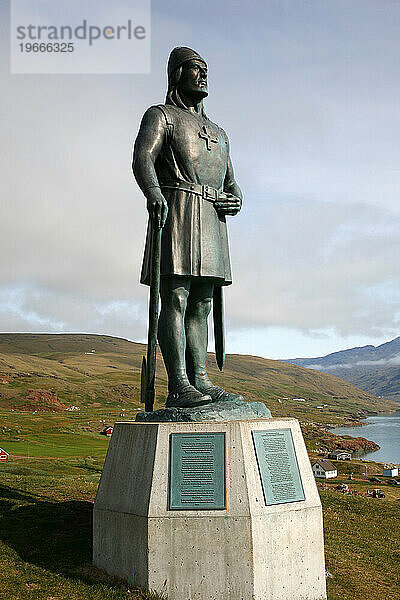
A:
215 192 242 216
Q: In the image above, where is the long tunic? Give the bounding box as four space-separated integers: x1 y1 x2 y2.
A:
134 104 233 286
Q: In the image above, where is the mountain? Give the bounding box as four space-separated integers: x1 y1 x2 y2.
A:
286 337 400 401
0 333 397 424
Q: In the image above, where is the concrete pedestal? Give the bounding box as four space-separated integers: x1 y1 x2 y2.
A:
93 418 327 600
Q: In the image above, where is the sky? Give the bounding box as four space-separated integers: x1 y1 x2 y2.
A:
1 0 399 359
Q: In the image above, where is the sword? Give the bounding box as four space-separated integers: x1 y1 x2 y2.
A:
213 286 225 371
141 222 162 412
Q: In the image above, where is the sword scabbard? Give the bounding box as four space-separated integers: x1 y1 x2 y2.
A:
213 286 225 371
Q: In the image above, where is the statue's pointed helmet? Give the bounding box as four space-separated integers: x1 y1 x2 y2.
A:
167 46 206 81
166 47 207 114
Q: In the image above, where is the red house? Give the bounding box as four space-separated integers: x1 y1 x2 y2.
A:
0 448 9 462
101 426 113 437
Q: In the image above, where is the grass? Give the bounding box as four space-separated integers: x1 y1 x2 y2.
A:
322 488 400 600
0 453 399 600
0 458 166 600
2 433 109 458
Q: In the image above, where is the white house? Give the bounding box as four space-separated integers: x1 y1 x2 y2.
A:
312 460 337 479
382 465 398 477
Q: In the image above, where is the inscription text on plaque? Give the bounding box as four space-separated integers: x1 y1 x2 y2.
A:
252 429 305 505
169 432 226 510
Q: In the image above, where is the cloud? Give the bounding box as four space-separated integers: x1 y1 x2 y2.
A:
1 0 400 356
228 198 400 337
302 354 400 370
0 284 147 341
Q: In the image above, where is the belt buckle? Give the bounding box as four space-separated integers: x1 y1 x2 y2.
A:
202 184 216 201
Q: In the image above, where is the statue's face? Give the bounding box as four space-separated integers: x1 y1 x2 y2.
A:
178 59 208 99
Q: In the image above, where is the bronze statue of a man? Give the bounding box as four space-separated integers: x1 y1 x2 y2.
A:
133 47 243 409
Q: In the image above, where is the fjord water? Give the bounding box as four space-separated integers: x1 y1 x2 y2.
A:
331 412 400 464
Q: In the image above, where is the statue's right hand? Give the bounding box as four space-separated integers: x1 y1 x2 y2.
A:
146 189 168 229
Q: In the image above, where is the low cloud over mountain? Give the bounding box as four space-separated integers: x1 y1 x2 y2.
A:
286 337 400 400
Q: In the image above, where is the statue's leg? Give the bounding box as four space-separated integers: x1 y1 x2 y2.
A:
158 275 211 408
185 279 244 403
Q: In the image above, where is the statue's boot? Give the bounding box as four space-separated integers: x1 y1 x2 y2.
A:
166 378 212 409
191 371 244 404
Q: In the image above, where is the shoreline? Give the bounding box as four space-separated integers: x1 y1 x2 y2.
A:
327 412 400 465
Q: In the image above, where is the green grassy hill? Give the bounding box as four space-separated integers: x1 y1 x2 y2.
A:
0 332 397 460
0 333 397 427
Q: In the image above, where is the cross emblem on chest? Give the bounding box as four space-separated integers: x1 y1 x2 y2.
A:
198 125 218 151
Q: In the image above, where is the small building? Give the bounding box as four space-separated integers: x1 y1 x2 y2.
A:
382 465 398 477
312 460 337 479
101 426 113 437
0 448 9 462
328 450 352 461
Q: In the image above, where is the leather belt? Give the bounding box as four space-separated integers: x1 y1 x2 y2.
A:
160 180 221 202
